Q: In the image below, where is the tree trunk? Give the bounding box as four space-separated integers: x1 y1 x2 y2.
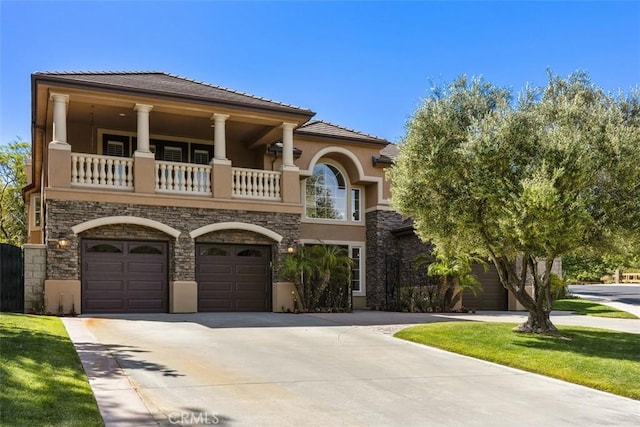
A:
490 254 559 335
514 309 558 334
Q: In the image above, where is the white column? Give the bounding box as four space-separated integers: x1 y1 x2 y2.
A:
134 104 153 154
50 93 70 145
281 122 296 169
212 113 230 162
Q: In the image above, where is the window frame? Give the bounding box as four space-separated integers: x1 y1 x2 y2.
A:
30 194 42 229
303 160 364 225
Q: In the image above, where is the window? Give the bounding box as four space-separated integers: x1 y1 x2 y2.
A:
33 195 42 228
106 141 125 157
350 247 362 292
87 244 122 253
305 163 362 222
164 146 183 162
193 149 210 165
352 188 361 222
199 247 229 256
102 134 130 157
129 245 163 254
237 249 264 257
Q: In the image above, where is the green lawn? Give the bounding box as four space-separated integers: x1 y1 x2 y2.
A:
0 313 103 426
553 298 638 319
395 322 640 400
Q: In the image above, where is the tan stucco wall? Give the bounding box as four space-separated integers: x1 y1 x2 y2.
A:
170 281 198 313
273 281 296 312
44 279 81 314
300 222 366 242
295 138 383 180
45 188 303 214
294 137 391 207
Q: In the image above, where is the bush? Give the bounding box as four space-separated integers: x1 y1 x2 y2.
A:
550 273 569 300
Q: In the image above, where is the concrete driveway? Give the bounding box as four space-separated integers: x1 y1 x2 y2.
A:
64 312 640 426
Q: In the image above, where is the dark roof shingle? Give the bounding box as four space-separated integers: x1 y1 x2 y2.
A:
33 71 314 117
295 120 389 145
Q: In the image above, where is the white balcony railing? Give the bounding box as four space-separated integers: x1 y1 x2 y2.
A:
232 168 281 200
155 161 212 195
71 153 134 190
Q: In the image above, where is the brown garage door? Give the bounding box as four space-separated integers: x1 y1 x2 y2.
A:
82 239 168 313
196 244 271 312
462 263 509 311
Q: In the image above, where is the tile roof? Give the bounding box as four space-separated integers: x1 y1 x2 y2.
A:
295 120 390 145
380 143 400 158
33 71 314 117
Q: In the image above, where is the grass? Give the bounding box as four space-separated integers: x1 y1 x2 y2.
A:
553 298 638 319
0 313 103 426
395 322 640 400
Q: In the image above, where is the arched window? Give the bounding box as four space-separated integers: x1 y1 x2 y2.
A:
305 162 362 222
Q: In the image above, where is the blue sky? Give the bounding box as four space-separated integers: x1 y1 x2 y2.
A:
1 1 638 145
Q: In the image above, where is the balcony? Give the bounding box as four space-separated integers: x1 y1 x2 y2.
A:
67 152 286 202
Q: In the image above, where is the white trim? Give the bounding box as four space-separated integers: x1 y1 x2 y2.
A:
302 160 361 224
71 216 181 238
30 194 42 230
299 239 366 296
190 222 283 243
299 146 390 207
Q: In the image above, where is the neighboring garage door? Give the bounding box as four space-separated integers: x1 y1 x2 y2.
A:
82 239 168 313
196 244 271 312
462 263 509 311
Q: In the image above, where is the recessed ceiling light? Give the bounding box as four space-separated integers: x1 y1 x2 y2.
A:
119 113 126 117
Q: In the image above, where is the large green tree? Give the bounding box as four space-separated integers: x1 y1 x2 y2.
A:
390 72 640 334
0 140 30 245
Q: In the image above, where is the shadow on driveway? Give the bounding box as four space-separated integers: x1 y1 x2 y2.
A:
81 310 474 329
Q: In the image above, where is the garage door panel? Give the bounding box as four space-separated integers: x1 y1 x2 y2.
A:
199 264 233 275
84 280 125 291
127 280 166 292
85 261 125 273
84 298 125 311
200 281 234 292
127 262 165 274
127 298 165 310
236 265 268 275
462 263 508 310
235 281 266 293
82 239 168 313
197 243 270 312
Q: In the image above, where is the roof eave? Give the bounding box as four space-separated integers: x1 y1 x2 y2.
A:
32 73 316 120
294 130 390 146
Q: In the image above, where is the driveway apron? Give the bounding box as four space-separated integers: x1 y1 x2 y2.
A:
65 312 640 426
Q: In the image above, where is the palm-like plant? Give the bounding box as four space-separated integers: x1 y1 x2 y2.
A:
280 244 353 311
416 252 483 311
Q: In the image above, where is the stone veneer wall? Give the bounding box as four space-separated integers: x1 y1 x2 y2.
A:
46 199 301 282
23 244 46 312
392 232 434 286
365 209 404 309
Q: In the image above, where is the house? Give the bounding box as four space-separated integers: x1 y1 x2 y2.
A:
23 71 518 314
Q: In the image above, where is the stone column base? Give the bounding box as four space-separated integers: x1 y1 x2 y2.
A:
273 281 296 312
170 281 198 313
44 280 81 314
